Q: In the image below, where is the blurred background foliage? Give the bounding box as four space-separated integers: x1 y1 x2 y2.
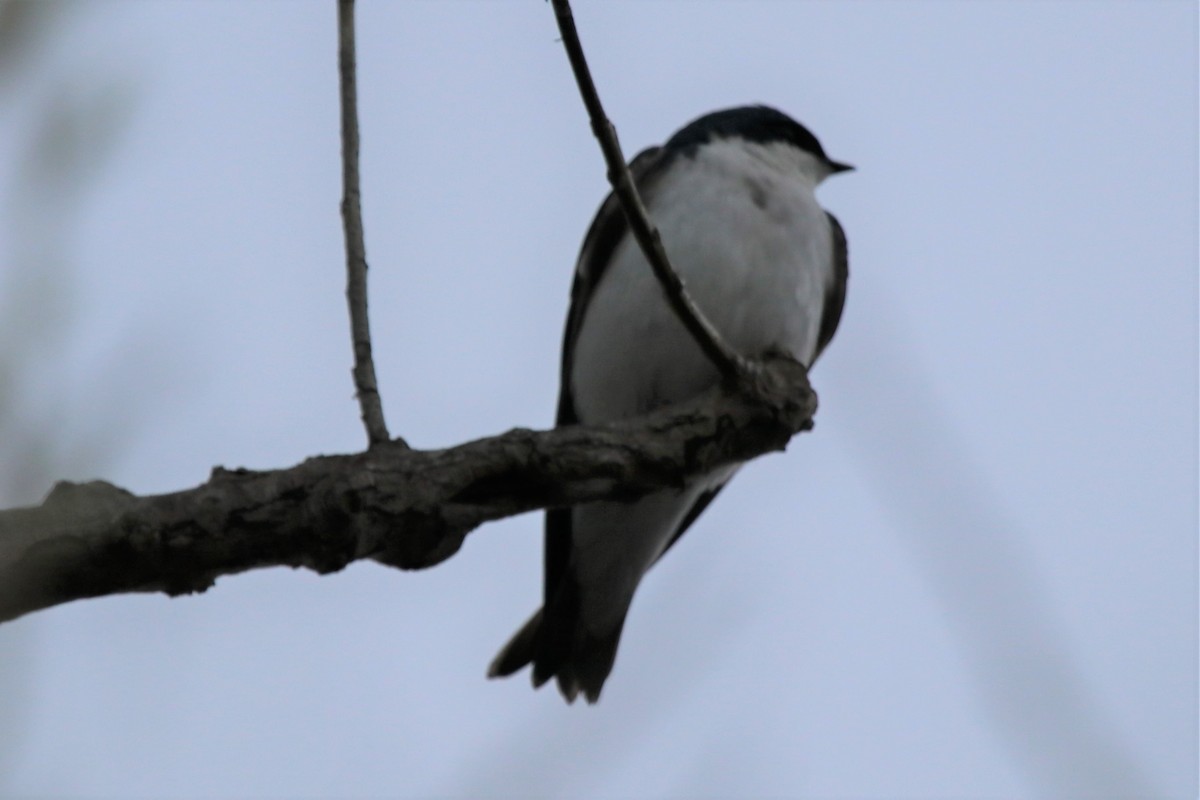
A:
0 0 140 783
1 0 137 506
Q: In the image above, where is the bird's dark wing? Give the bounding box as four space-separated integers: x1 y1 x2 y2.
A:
552 145 670 426
814 211 849 361
544 145 676 607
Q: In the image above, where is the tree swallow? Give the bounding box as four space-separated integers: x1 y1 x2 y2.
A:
489 105 852 703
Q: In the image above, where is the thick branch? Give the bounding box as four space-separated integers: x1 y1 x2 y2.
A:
0 356 814 624
549 0 747 381
337 0 390 447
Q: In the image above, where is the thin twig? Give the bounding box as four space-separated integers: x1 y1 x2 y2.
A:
549 0 747 380
337 0 390 447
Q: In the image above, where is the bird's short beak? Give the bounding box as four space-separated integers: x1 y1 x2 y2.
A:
827 159 855 174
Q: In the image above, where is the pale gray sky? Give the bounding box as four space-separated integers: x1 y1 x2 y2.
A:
0 2 1195 797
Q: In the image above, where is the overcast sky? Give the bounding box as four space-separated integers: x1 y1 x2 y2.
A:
0 2 1195 797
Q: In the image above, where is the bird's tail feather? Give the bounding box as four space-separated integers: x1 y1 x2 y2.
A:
487 609 542 679
549 620 627 704
488 599 630 704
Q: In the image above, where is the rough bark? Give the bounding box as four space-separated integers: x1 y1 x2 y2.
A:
0 355 815 624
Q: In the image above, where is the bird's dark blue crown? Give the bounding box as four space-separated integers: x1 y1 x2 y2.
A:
666 105 830 161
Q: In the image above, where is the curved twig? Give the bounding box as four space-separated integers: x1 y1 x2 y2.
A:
549 0 747 380
337 0 390 446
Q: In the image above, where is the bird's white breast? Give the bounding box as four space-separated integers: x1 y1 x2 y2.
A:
570 138 836 423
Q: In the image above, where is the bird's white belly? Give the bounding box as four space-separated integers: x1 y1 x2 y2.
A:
570 152 834 423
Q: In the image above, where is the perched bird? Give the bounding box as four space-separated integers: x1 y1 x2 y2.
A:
489 105 852 703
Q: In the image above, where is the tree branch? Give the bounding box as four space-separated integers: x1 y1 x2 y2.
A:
0 356 814 624
337 0 390 447
549 0 747 381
